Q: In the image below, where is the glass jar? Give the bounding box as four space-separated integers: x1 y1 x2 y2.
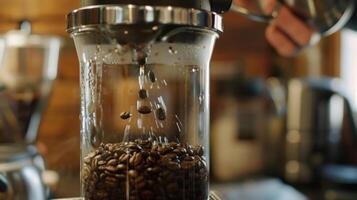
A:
67 5 222 200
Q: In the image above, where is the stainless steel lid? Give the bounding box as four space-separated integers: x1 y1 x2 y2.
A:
66 5 223 34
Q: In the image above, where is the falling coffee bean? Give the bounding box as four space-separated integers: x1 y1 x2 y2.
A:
120 112 132 120
138 57 147 66
138 106 151 114
138 89 148 99
148 70 156 83
156 107 166 121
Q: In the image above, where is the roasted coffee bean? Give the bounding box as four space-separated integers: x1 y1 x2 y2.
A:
141 190 154 200
166 161 181 170
148 70 156 83
137 105 152 114
194 145 204 156
119 154 129 162
107 159 118 166
138 57 147 66
181 161 195 169
105 166 117 173
120 111 132 120
138 89 148 99
156 107 166 120
128 170 138 178
134 152 143 166
116 164 126 171
98 160 106 166
83 140 208 200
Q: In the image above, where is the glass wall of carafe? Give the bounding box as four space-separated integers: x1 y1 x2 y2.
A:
67 5 222 200
0 21 61 144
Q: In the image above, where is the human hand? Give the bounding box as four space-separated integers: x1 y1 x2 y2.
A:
234 0 317 57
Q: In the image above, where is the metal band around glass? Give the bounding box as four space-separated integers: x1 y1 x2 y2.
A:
66 5 223 33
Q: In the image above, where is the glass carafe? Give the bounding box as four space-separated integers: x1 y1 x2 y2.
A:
0 21 61 144
67 5 222 200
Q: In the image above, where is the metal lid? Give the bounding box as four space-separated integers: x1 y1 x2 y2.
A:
80 0 211 11
66 5 223 33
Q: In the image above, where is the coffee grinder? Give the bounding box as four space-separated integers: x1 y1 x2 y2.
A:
0 21 61 199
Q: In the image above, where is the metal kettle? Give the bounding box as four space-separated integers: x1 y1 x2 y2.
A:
285 78 357 184
230 0 355 36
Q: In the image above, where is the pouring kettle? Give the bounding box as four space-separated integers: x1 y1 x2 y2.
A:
229 0 355 36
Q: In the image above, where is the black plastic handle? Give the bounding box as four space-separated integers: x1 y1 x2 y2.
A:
210 0 233 13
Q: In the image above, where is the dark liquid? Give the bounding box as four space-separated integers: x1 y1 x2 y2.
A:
0 89 40 142
12 92 40 137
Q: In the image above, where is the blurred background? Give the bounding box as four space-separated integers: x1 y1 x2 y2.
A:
0 0 356 199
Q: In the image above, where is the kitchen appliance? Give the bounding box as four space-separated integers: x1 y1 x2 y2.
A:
67 0 229 199
0 21 61 144
285 78 357 185
0 21 61 200
210 73 286 181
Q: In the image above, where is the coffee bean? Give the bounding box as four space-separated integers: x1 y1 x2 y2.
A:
107 159 118 166
166 183 179 193
156 107 166 120
181 161 195 169
148 70 156 83
138 89 148 99
116 164 126 171
166 161 180 170
128 170 138 178
137 105 151 114
134 152 143 166
83 141 208 200
120 111 132 120
195 146 204 156
129 152 137 166
119 154 129 162
138 58 147 66
105 166 118 173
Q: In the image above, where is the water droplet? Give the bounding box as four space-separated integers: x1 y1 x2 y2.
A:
199 94 205 104
191 67 199 73
123 125 131 142
152 26 159 31
158 96 167 111
168 46 178 54
176 122 182 133
162 80 168 86
137 118 143 129
175 114 183 128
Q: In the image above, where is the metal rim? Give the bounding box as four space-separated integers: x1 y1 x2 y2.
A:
66 5 223 33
